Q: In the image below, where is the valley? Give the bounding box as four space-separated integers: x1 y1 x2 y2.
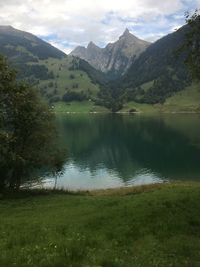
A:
0 22 199 113
0 5 200 267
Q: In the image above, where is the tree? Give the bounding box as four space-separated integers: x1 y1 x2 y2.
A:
0 55 60 189
97 85 124 112
182 9 200 79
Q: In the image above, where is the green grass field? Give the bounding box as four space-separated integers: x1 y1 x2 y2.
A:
120 101 158 113
53 101 109 113
1 183 200 266
30 57 100 101
162 82 200 112
121 82 200 114
30 57 200 114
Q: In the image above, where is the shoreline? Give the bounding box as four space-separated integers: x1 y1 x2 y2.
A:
52 110 200 114
2 181 200 197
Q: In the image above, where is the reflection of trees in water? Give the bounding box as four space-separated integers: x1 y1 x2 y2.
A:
162 115 200 147
57 114 200 181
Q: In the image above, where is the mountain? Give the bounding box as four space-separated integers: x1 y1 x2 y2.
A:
119 24 193 104
70 29 150 76
0 25 105 104
0 25 65 61
1 24 198 112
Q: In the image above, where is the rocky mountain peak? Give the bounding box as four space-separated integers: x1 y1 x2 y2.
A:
120 28 138 41
123 28 130 36
70 30 150 75
87 41 100 50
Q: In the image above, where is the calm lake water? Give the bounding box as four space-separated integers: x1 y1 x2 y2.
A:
40 114 200 190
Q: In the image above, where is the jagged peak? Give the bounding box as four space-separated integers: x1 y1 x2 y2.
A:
123 28 130 35
120 28 138 40
70 45 86 55
87 41 100 49
74 45 86 50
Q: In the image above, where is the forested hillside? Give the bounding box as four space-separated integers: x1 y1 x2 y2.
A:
120 24 192 104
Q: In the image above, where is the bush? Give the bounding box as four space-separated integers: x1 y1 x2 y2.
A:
49 95 61 103
129 108 138 113
62 91 87 102
69 74 75 79
72 83 79 89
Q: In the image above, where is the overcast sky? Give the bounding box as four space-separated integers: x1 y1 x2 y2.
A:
0 0 199 54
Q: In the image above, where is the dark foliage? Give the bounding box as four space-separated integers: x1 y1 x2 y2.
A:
17 64 55 80
181 10 200 79
62 91 88 102
0 55 62 189
96 85 124 112
70 57 109 86
49 95 61 103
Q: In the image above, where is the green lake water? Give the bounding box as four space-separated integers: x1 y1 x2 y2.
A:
41 114 200 190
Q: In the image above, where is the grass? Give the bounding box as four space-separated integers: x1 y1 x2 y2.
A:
121 82 200 114
162 82 200 112
1 183 200 266
141 80 154 92
53 101 109 113
120 101 158 113
30 57 100 100
32 57 200 115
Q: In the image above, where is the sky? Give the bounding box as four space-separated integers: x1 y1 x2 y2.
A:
0 0 199 54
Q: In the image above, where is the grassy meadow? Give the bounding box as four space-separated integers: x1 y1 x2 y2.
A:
31 57 100 101
51 82 200 114
53 101 109 113
120 82 200 114
1 183 200 266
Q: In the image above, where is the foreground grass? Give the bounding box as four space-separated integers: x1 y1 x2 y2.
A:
1 183 200 266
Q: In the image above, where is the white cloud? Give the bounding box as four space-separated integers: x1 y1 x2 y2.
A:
0 0 198 53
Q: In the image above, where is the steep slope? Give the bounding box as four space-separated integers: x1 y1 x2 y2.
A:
0 26 104 104
0 25 65 61
70 29 150 76
120 82 200 113
121 24 192 103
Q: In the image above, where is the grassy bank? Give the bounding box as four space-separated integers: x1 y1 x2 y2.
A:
52 83 200 114
1 183 200 266
121 83 200 113
53 101 109 113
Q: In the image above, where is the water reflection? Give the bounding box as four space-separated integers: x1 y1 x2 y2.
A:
42 114 200 190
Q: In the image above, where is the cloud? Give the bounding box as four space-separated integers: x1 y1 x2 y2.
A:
0 0 199 53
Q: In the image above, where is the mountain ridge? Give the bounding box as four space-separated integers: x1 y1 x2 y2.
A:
70 29 150 76
111 24 194 104
0 24 199 113
0 25 66 60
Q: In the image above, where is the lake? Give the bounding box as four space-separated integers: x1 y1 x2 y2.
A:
39 114 200 190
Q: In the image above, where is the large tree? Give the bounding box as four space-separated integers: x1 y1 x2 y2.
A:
183 9 200 79
0 55 59 189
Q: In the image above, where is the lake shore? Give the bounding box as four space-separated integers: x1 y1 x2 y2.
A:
53 110 200 114
1 182 200 266
52 100 200 114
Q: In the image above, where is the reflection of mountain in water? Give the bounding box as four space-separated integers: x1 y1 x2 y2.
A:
56 114 200 182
